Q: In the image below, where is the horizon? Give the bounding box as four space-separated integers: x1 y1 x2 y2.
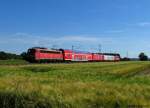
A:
0 0 150 58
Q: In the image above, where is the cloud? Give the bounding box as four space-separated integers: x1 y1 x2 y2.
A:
137 22 150 27
0 33 115 45
126 21 150 27
0 33 116 53
106 30 124 33
57 36 98 42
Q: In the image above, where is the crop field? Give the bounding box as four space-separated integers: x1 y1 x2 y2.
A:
0 61 150 108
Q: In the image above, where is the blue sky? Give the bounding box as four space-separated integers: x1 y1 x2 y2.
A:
0 0 150 57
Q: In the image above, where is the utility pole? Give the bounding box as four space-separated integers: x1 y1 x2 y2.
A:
72 45 74 61
72 45 74 51
126 51 129 58
98 44 102 53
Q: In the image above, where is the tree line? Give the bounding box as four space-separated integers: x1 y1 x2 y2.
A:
0 51 22 60
122 52 149 61
0 51 149 61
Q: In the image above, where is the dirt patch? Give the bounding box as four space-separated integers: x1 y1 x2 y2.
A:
134 69 150 76
123 68 150 78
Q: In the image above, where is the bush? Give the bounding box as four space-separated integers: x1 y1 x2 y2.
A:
139 52 148 61
121 57 130 61
20 52 28 60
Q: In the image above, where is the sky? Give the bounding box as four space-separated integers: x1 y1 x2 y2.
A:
0 0 150 57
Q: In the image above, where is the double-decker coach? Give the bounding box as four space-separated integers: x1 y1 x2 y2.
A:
60 49 92 61
72 51 92 61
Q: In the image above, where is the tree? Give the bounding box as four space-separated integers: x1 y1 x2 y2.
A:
20 52 28 60
139 52 148 61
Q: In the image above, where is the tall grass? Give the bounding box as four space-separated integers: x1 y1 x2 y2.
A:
0 61 150 107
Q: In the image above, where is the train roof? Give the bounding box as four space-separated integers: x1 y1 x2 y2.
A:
73 50 91 54
102 53 120 56
62 49 91 54
64 49 91 54
29 47 61 52
92 53 120 56
31 47 48 49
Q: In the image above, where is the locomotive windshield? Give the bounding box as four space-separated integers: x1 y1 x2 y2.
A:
28 49 35 55
26 49 36 62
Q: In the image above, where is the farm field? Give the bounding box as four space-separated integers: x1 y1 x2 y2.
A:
0 61 150 108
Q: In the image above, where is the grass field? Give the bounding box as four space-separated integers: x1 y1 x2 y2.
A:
0 61 150 108
0 59 28 65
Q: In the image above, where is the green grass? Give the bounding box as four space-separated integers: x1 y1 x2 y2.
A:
0 59 28 65
0 61 150 108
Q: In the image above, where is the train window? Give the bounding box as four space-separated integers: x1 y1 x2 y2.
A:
82 56 86 60
40 50 61 54
66 54 71 57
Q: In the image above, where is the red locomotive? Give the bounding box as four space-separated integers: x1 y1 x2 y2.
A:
27 47 120 62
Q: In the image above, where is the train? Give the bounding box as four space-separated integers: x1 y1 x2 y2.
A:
26 47 120 62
